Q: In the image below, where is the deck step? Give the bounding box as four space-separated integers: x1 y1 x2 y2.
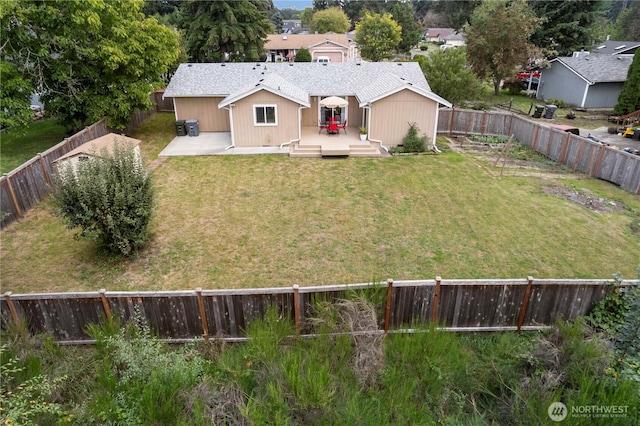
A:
321 145 351 156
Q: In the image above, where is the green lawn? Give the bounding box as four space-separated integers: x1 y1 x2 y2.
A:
0 118 69 174
1 114 638 293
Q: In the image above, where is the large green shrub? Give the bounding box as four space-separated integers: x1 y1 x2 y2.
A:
295 48 311 62
52 141 154 256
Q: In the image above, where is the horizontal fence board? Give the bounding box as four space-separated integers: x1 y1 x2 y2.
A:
2 279 637 344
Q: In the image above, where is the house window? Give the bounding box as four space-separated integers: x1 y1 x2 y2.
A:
254 105 277 126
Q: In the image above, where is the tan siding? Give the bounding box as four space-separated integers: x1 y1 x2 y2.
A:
301 96 319 127
174 97 230 132
347 97 361 129
232 91 300 147
369 90 437 146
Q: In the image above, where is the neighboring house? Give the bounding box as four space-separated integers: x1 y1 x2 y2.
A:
264 34 358 63
163 62 451 156
442 32 465 48
536 54 632 109
53 133 142 175
422 28 455 43
591 40 640 56
282 19 303 34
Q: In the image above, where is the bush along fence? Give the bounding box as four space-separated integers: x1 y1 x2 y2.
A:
437 109 640 194
0 109 155 230
2 277 637 344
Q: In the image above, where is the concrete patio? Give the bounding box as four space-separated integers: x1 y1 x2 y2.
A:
158 127 385 158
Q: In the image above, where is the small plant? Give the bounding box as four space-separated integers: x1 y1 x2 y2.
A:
587 274 631 334
359 126 367 134
400 122 428 153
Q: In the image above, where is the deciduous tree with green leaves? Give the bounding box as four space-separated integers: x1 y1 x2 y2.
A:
613 51 640 116
465 0 539 95
1 0 180 131
179 0 273 63
413 48 482 106
310 6 350 33
355 12 402 62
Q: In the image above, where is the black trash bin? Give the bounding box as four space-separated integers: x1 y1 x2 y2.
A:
185 119 199 137
532 105 544 118
175 120 186 136
544 104 557 119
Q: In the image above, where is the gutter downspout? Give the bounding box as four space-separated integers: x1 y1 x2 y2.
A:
580 82 590 109
363 103 389 153
221 104 235 150
280 105 306 149
432 105 441 153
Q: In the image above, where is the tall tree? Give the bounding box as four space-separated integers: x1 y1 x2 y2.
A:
310 6 350 33
529 0 605 57
300 7 314 26
355 12 402 61
432 0 481 30
413 48 482 106
613 51 640 115
179 0 272 63
1 0 180 131
393 2 421 54
465 0 539 95
271 9 284 33
612 1 640 41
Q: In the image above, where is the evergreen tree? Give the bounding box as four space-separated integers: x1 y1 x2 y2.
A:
393 2 421 54
529 0 606 57
612 1 640 41
271 10 284 33
613 51 640 115
179 0 272 63
295 48 312 62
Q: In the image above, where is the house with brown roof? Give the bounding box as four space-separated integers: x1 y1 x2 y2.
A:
422 28 455 43
163 62 451 158
264 34 358 63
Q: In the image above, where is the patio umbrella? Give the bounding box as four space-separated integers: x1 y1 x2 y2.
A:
319 96 348 118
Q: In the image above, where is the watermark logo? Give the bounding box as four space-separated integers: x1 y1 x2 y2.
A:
548 402 568 422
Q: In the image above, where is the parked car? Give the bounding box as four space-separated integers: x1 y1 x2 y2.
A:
313 56 330 64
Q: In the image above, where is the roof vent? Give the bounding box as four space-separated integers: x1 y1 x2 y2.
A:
256 63 261 66
615 45 626 50
259 79 264 82
597 45 606 49
289 63 293 66
397 63 402 66
187 64 193 67
221 63 225 67
323 63 327 66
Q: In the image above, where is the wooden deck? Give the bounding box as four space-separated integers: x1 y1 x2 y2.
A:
289 127 383 158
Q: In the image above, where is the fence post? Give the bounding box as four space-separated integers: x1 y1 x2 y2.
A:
574 139 586 171
593 144 606 178
3 174 22 217
99 289 112 321
3 292 22 332
293 284 300 336
481 111 487 135
196 288 209 342
431 276 441 323
516 276 534 333
37 153 52 186
559 133 570 164
449 108 455 135
532 125 540 151
384 279 393 335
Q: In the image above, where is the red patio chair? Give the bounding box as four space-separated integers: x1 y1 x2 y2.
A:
337 120 347 134
328 121 339 135
319 123 329 134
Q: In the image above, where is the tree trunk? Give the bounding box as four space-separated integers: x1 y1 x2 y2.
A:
493 78 501 96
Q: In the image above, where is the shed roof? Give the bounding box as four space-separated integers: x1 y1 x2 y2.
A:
550 54 632 84
264 33 349 50
54 133 141 163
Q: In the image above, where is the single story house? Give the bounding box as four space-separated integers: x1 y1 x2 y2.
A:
263 34 358 63
442 32 465 48
536 54 632 109
422 28 455 43
163 62 451 157
53 133 142 175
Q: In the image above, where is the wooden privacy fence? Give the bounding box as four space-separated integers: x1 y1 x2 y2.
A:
2 278 636 344
0 119 109 229
437 109 640 194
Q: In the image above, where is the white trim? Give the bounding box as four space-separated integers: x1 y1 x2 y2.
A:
253 104 278 126
173 98 178 121
220 86 310 109
433 106 440 149
308 39 349 49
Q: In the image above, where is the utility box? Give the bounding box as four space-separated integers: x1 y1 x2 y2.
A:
175 120 186 136
185 119 199 137
532 105 544 118
544 105 557 119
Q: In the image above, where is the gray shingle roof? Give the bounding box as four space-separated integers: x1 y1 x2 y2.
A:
220 73 310 107
164 62 439 101
554 54 632 83
591 41 640 55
